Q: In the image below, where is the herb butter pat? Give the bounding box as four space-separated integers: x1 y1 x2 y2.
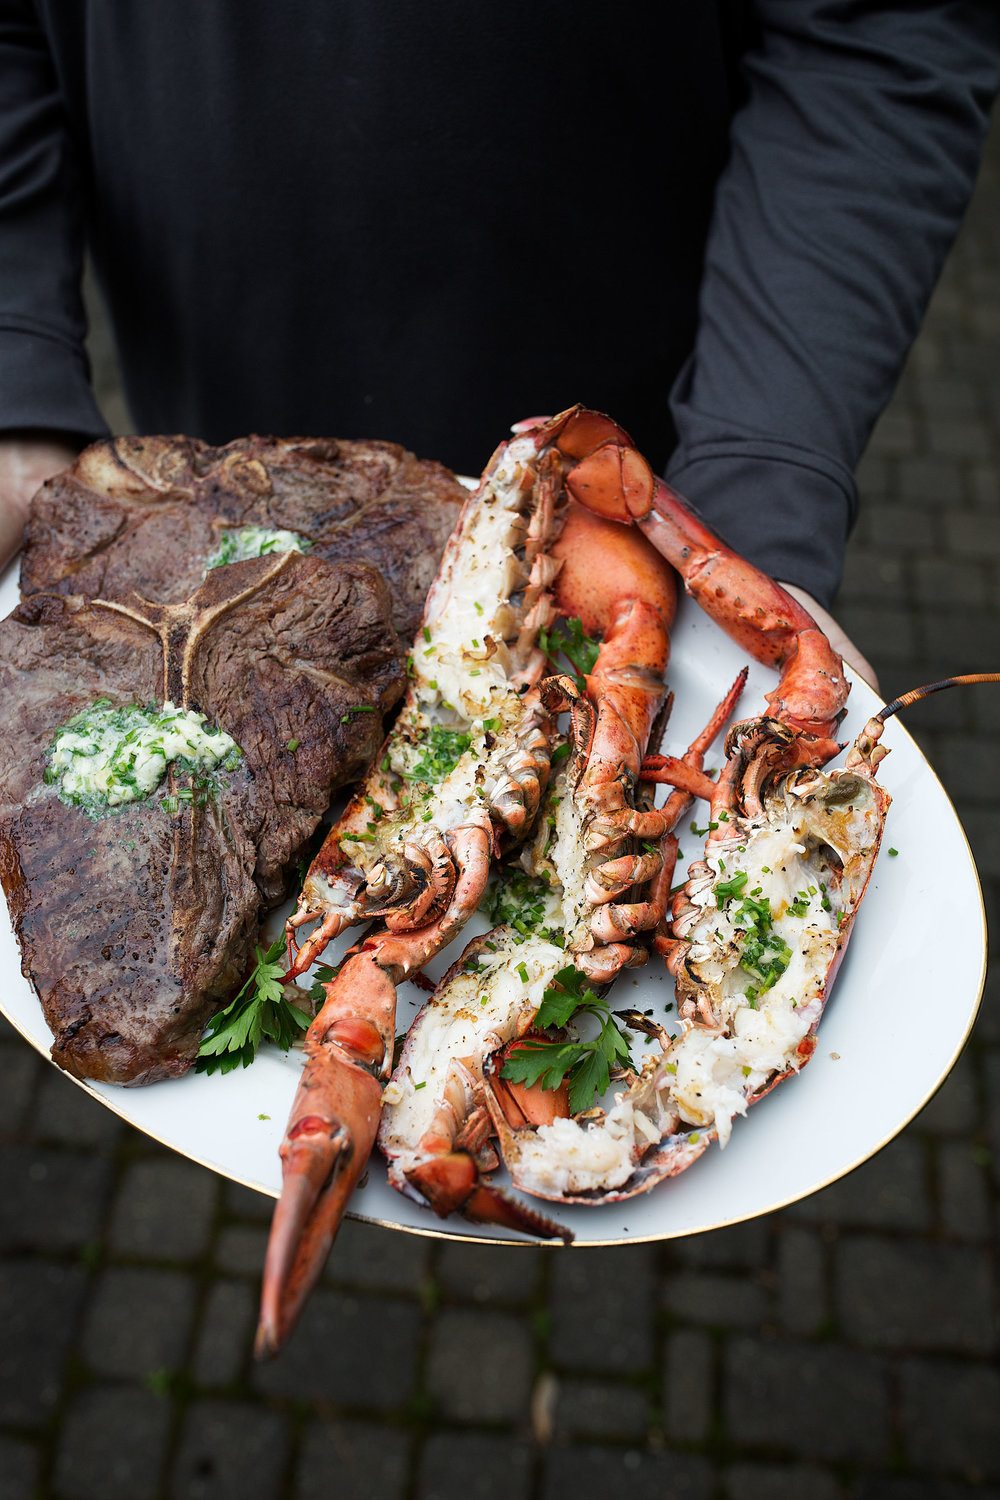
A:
204 526 312 572
45 700 241 813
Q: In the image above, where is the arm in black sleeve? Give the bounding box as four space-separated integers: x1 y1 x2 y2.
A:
666 0 1000 608
0 1 107 439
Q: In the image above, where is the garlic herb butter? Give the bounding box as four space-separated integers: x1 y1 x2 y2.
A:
45 700 242 815
204 526 312 572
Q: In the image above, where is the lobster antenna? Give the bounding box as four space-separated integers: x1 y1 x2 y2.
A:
876 672 1000 725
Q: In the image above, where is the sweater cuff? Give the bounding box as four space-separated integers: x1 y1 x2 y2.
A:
664 441 856 612
0 325 109 442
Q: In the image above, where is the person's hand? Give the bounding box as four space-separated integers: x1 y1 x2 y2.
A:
0 433 81 574
778 580 879 694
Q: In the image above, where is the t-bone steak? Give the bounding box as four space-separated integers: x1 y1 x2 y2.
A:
20 434 465 641
0 551 404 1084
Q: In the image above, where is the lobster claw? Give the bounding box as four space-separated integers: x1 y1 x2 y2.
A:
255 1077 380 1359
564 441 655 523
255 954 395 1358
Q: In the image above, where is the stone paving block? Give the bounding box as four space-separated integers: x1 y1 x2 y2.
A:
970 463 1000 509
918 611 1000 677
191 1279 253 1387
223 1180 274 1222
914 558 989 611
838 550 906 602
663 1328 714 1442
0 1433 40 1498
856 451 893 497
724 1337 890 1463
785 1137 930 1231
867 408 919 456
0 1260 86 1424
775 1225 827 1335
214 1223 270 1275
81 1266 197 1378
663 1270 771 1328
0 1145 111 1251
108 1156 217 1262
934 733 1000 805
914 375 980 415
170 1399 290 1500
869 504 938 551
896 454 964 505
835 1236 997 1353
549 1246 656 1372
554 1377 650 1437
436 1241 543 1304
672 1218 769 1269
321 1217 431 1293
926 416 993 458
834 603 919 665
0 1045 39 1134
53 1385 172 1500
976 963 1000 1043
253 1287 420 1408
425 1307 534 1422
300 1418 411 1500
967 810 1000 881
985 1049 1000 1185
33 1069 124 1146
542 1444 714 1500
916 1050 979 1136
945 510 1000 556
419 1431 532 1500
938 1141 992 1240
900 1356 1000 1479
854 1482 1000 1500
723 1461 843 1499
0 1011 22 1042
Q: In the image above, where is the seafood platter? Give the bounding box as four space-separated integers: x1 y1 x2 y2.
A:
0 408 988 1357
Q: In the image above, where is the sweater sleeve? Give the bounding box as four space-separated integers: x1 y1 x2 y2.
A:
666 0 1000 608
0 1 107 439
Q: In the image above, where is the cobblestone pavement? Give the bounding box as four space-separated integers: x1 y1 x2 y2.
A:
4 127 1000 1500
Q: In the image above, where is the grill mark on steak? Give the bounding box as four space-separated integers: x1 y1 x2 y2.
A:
0 552 405 1085
20 434 465 642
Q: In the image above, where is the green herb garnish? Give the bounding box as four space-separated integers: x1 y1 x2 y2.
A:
539 617 601 689
500 965 635 1112
196 938 310 1074
406 724 472 783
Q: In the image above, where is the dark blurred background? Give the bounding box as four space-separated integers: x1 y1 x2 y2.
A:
2 124 999 1500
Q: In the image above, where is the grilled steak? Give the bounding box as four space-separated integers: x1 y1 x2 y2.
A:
0 552 404 1084
20 434 465 642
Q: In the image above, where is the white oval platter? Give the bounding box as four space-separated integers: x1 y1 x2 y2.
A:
0 556 986 1246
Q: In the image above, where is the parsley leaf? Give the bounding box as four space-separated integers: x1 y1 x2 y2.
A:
539 617 601 689
500 965 635 1112
196 937 310 1074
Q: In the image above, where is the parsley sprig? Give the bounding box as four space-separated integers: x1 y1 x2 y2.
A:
539 617 601 689
500 965 634 1112
196 937 310 1074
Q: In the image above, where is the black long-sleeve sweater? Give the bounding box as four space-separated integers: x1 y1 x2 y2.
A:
1 1 998 605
